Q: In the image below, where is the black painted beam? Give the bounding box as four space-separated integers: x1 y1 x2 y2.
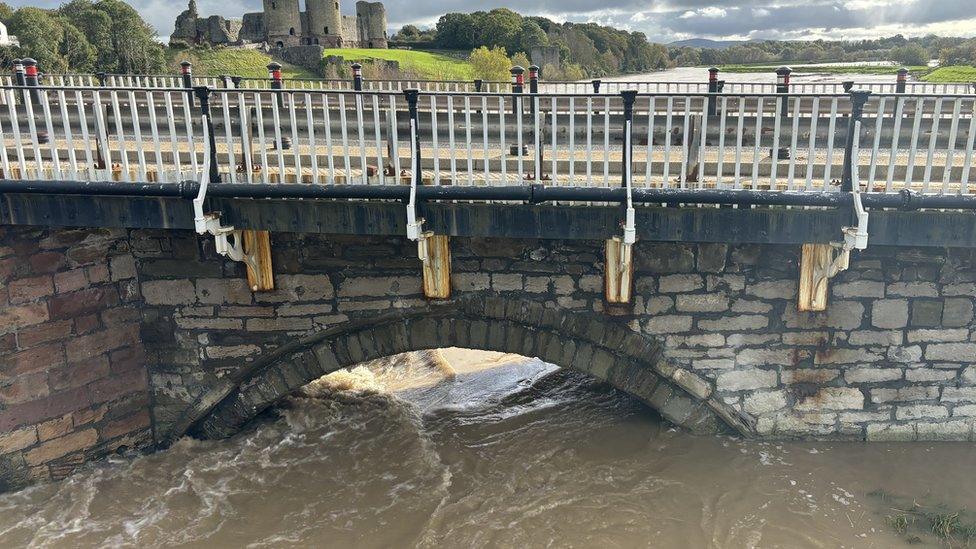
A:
3 192 975 247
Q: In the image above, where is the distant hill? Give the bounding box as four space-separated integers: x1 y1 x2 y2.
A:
668 38 747 50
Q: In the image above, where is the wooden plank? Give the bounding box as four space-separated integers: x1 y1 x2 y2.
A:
422 234 451 299
798 243 833 312
243 229 275 292
604 238 633 304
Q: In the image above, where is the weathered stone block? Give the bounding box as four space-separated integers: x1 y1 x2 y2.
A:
866 423 916 441
676 293 729 313
910 299 944 328
142 280 196 306
848 330 903 346
746 280 797 300
743 390 788 415
794 387 864 411
888 282 939 297
926 343 976 362
871 299 909 329
716 369 778 392
195 279 253 305
916 420 972 441
943 298 974 327
642 315 693 334
942 387 976 402
844 368 903 383
896 404 949 420
657 274 702 293
698 315 768 331
907 329 968 343
834 280 885 298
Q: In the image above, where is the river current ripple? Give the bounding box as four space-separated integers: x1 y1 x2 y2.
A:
1 348 975 548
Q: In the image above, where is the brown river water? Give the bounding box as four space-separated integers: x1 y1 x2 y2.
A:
1 348 976 548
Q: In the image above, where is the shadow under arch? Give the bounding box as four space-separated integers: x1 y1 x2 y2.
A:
171 296 756 443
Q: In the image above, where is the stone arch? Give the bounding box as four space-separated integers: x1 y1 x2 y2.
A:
174 296 755 443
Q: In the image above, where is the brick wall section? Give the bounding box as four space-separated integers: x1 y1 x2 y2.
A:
132 231 976 443
0 227 152 492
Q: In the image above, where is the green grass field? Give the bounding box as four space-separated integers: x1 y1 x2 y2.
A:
920 66 976 83
165 48 316 79
322 48 473 80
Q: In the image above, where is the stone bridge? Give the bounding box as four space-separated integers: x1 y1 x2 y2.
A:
5 222 976 491
3 72 976 492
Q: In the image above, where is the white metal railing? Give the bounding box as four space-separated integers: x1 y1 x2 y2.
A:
11 73 974 96
0 84 973 195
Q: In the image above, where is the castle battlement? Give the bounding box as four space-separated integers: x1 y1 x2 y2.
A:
170 0 387 49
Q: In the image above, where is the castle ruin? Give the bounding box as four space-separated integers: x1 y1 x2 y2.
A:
170 0 388 49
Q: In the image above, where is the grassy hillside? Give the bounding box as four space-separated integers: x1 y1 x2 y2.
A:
921 66 976 83
165 48 316 79
322 48 474 80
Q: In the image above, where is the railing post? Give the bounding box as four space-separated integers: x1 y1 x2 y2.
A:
528 65 543 180
220 74 233 89
22 58 39 103
351 62 363 91
267 62 283 107
195 86 221 184
22 58 47 145
474 79 483 93
621 90 637 190
707 67 719 116
510 65 524 94
841 90 872 192
404 88 421 187
896 67 908 94
592 79 601 94
775 65 792 160
180 60 194 107
510 66 527 157
12 58 23 103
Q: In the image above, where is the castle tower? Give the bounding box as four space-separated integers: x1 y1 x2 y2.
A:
262 0 301 47
355 1 387 48
306 0 342 46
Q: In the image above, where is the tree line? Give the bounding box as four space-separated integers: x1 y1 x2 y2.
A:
0 0 164 74
394 9 671 78
668 34 975 68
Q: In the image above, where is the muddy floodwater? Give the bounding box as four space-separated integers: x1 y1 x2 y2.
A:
1 348 976 548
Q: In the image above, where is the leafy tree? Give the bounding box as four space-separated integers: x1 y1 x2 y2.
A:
510 51 530 70
434 13 477 50
396 24 421 40
513 19 547 54
8 8 71 72
59 0 164 73
469 45 510 81
890 44 928 66
475 8 521 51
0 2 12 23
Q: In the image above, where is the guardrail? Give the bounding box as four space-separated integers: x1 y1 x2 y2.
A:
0 83 973 196
5 62 974 97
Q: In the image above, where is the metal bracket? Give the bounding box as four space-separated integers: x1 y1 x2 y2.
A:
813 158 870 289
192 117 259 274
406 113 431 262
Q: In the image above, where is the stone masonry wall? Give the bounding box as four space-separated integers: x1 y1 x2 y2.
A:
130 230 976 443
0 227 152 492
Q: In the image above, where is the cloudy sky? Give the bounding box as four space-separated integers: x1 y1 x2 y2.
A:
10 0 976 43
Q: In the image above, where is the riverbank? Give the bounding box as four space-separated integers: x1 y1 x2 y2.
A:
719 62 976 83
